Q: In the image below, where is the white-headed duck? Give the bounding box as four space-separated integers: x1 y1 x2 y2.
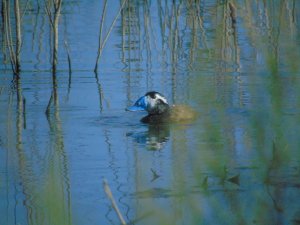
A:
126 91 197 124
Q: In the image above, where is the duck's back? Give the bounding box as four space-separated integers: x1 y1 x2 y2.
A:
140 105 197 124
169 105 198 123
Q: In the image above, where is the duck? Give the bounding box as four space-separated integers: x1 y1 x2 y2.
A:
126 91 197 124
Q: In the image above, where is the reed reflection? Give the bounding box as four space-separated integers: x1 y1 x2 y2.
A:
1 72 71 224
44 71 72 225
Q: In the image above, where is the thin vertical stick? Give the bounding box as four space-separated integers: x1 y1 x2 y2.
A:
20 0 30 20
103 179 127 225
14 0 22 74
52 0 63 74
94 0 127 72
100 0 127 55
4 0 17 74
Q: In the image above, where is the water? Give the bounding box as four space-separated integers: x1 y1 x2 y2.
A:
1 1 300 224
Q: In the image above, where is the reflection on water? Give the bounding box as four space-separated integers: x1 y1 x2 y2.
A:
127 124 170 150
1 0 300 225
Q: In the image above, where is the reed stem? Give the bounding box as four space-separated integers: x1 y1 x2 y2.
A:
52 0 62 73
94 0 127 72
14 0 21 74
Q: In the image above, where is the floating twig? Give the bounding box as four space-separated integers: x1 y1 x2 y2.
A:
103 179 127 225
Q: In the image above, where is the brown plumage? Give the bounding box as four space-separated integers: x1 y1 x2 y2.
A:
169 104 198 123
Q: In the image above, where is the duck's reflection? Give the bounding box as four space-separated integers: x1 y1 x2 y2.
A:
127 124 170 150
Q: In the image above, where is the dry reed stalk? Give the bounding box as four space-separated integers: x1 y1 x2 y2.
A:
3 0 17 74
52 0 62 73
1 0 23 75
20 0 30 20
45 0 63 74
94 0 127 72
14 0 22 74
94 0 107 72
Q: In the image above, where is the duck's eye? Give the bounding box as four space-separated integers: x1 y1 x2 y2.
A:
157 99 164 104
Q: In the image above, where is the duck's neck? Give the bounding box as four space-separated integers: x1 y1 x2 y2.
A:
141 110 170 123
148 103 170 115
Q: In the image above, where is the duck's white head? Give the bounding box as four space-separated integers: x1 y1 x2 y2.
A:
126 91 169 115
